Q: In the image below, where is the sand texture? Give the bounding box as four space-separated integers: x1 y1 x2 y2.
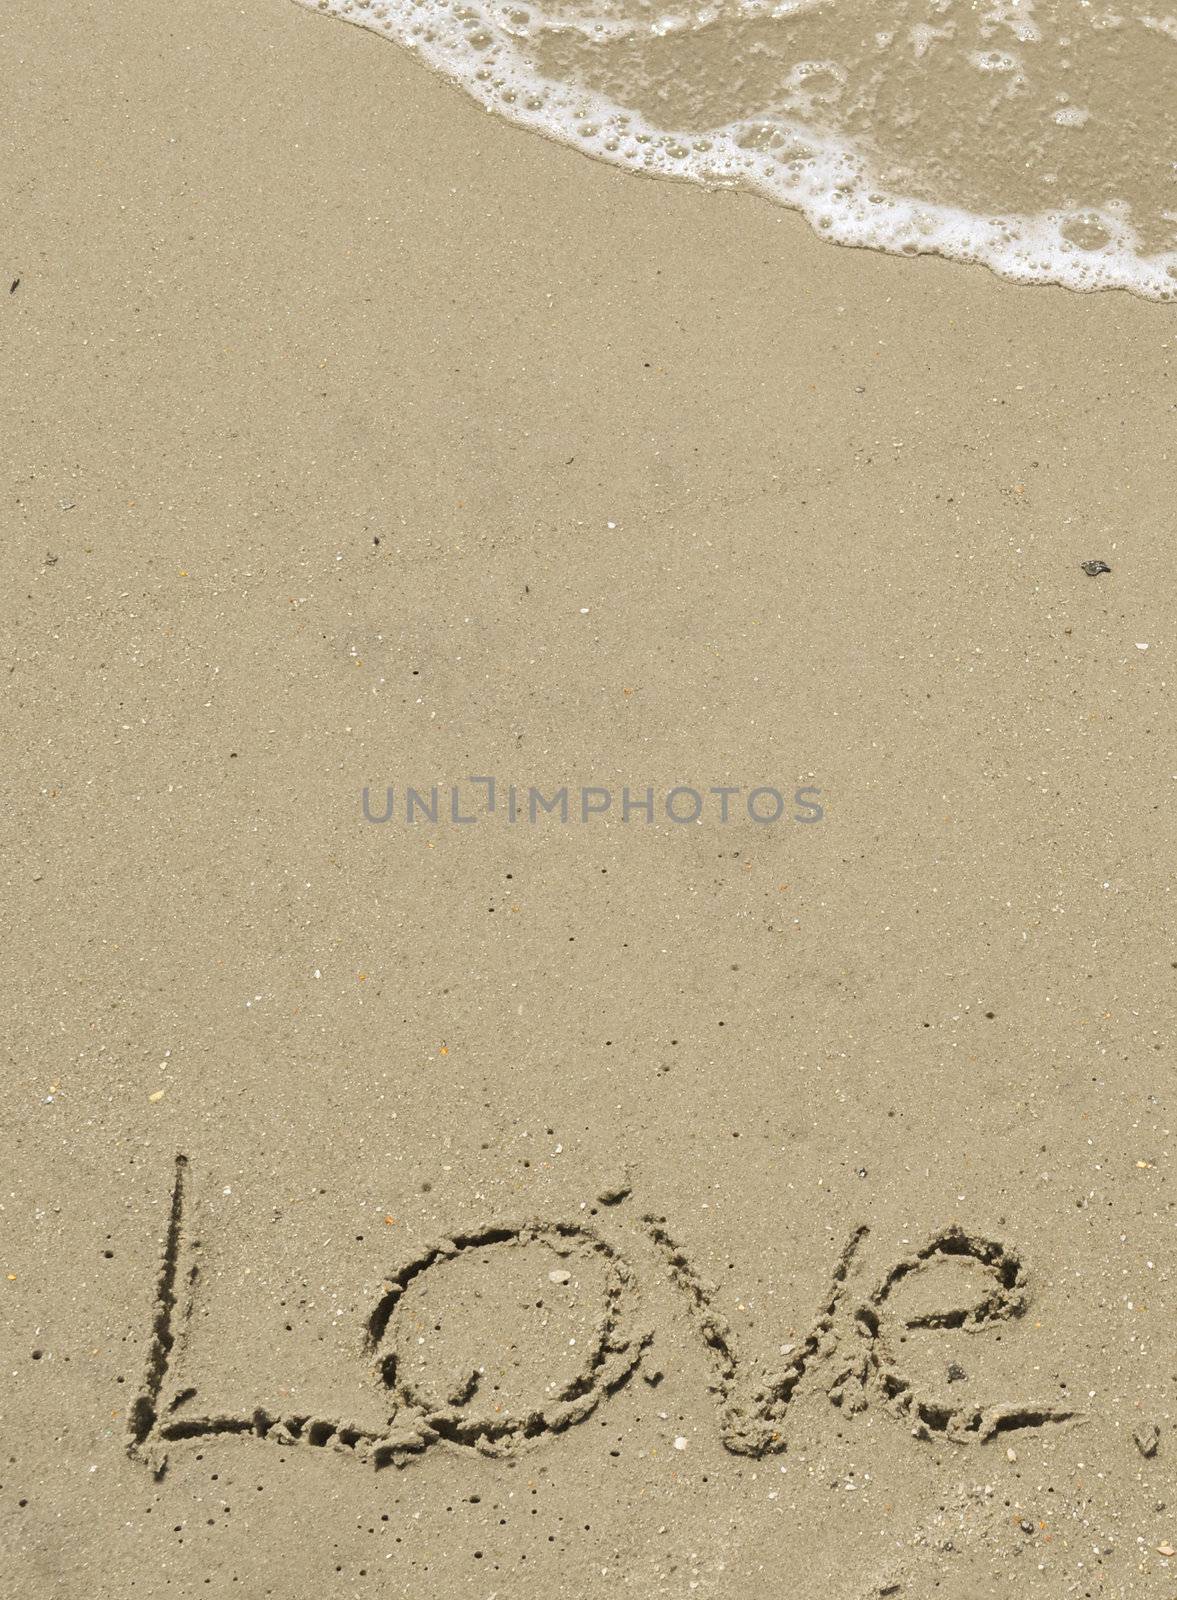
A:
3 2 1177 1596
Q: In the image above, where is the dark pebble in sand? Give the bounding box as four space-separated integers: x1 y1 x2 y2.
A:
1135 1423 1161 1458
1080 559 1112 576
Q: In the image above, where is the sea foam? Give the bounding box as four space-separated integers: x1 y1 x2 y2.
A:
298 0 1177 299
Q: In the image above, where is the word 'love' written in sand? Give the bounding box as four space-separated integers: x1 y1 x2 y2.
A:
129 1157 1079 1478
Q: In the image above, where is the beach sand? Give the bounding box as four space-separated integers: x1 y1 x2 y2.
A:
3 1 1177 1595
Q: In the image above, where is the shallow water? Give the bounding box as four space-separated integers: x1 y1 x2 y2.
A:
299 0 1177 298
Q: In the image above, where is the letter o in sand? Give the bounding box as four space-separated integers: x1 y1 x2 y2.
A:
366 1222 648 1456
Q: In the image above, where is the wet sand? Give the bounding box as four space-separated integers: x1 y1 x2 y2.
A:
3 1 1177 1596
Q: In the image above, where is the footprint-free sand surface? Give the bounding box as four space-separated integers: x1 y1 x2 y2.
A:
4 2 1177 1596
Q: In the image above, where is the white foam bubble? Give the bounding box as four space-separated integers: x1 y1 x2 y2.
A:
298 0 1177 299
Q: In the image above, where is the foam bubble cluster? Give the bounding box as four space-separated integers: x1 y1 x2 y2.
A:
300 0 1177 299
